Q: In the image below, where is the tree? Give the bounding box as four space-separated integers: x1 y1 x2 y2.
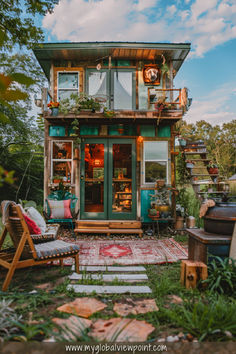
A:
178 119 236 178
0 0 58 49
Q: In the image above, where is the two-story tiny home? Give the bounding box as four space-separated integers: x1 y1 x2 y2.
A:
33 42 190 235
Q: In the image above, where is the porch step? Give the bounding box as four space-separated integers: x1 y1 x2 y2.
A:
67 284 152 294
69 272 148 282
76 220 141 229
75 228 143 236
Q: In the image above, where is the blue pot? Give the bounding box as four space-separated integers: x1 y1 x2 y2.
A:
51 107 59 116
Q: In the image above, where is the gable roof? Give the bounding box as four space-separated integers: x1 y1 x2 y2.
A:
33 41 191 79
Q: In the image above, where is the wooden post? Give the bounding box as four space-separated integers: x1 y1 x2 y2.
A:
170 124 176 221
181 260 208 289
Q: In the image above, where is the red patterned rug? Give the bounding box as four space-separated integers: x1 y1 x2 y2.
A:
64 238 187 266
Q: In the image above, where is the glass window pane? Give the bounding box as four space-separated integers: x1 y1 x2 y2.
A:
53 161 72 182
144 141 168 160
58 73 78 89
88 72 107 96
114 72 132 109
53 142 72 159
145 161 167 183
58 89 77 101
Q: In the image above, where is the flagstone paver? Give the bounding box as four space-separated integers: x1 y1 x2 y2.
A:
57 297 107 318
72 265 146 272
69 272 148 282
67 284 152 294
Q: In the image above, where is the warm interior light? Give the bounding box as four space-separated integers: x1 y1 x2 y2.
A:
137 136 144 143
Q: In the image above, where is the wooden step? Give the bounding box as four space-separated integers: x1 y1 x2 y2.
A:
76 221 109 229
75 228 143 236
109 221 141 229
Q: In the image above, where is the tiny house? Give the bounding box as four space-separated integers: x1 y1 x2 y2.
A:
33 42 190 234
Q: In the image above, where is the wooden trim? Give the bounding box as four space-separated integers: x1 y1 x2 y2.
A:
53 67 84 101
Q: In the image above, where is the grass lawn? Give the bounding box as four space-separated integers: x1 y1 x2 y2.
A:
0 230 235 343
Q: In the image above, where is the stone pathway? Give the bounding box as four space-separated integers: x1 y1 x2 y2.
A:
67 265 152 294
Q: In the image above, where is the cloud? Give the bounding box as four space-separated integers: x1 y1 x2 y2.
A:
43 0 236 58
185 83 236 125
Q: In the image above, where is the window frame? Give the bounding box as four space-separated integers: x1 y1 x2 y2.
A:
143 141 169 185
57 71 80 101
51 140 74 184
86 68 136 110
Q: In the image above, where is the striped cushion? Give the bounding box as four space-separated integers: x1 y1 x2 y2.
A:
31 224 60 244
35 240 79 259
48 200 72 219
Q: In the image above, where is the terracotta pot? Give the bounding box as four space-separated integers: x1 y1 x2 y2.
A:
208 167 218 175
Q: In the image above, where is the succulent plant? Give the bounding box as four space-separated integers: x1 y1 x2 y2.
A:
0 299 22 340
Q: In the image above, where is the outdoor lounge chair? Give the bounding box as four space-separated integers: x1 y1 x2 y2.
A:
0 202 79 291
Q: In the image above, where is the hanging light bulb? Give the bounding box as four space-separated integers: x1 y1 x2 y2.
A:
96 63 102 71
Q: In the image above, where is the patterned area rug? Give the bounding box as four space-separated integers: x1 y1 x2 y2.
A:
64 238 188 266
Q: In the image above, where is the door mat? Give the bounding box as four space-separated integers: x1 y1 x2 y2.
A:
58 238 188 266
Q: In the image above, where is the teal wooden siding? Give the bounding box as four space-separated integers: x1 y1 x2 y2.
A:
157 126 171 137
141 189 155 222
108 125 136 136
140 125 155 137
49 126 65 137
80 125 99 135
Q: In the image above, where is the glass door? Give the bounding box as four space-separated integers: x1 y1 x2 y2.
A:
80 138 136 220
80 139 107 219
108 139 136 220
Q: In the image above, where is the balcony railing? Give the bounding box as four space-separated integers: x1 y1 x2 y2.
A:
40 87 189 118
148 88 184 110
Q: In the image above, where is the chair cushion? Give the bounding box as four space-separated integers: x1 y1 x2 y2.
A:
35 240 79 259
47 200 72 219
23 214 41 235
26 206 47 233
31 224 60 244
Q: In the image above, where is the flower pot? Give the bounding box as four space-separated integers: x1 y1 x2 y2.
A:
175 216 184 230
208 167 218 175
51 107 59 116
179 138 187 147
186 163 194 169
149 208 159 217
156 205 170 213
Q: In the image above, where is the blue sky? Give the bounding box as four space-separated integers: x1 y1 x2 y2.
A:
39 0 236 125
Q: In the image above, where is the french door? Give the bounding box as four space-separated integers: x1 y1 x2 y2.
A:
80 139 136 220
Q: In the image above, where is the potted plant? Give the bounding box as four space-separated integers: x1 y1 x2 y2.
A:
154 95 168 116
186 159 195 170
207 162 218 175
52 175 64 184
48 101 60 116
59 93 101 115
178 136 187 147
149 182 172 217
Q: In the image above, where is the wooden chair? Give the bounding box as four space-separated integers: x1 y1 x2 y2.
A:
0 203 79 291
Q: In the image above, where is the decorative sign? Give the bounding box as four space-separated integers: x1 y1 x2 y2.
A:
143 64 160 85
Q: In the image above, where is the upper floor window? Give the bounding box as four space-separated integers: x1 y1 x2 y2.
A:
143 141 168 184
87 69 135 110
57 72 79 100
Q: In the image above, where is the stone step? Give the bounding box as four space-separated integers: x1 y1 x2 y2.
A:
71 265 146 272
67 284 152 294
69 272 148 282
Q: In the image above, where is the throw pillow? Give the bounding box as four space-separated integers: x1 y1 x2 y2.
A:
26 206 47 233
23 214 41 235
48 199 72 219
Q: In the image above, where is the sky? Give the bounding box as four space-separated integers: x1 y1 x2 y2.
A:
39 0 236 126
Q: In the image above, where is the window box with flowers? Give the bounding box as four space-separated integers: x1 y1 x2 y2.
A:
48 101 60 116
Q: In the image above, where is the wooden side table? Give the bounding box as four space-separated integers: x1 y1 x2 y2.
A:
186 228 231 264
148 216 174 238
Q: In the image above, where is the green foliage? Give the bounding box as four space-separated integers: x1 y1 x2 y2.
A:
0 0 58 50
167 297 236 341
0 299 22 339
59 93 101 115
179 120 236 178
10 321 52 341
202 257 236 296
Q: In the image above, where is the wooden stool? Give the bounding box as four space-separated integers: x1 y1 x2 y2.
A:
181 260 208 289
